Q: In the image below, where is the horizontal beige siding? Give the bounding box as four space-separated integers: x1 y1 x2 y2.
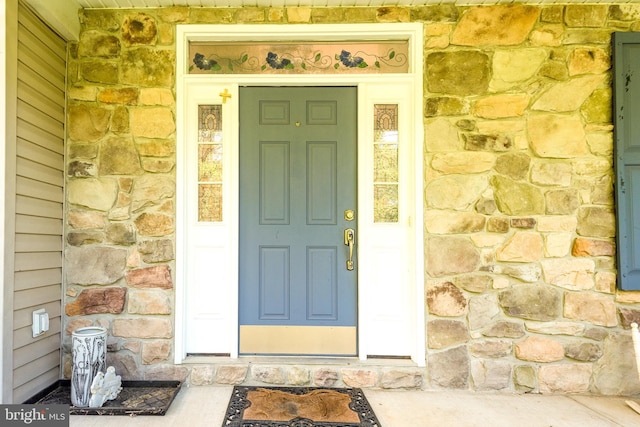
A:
13 3 66 403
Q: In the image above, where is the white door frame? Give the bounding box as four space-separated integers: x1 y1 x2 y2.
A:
175 23 425 366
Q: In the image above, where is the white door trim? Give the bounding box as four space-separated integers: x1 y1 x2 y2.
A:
176 23 425 366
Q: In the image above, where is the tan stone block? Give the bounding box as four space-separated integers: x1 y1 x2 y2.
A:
112 318 172 338
572 237 615 257
476 120 524 134
428 319 469 348
122 13 157 46
492 277 510 289
492 176 545 215
470 233 505 248
68 177 118 212
380 369 423 389
157 22 174 46
528 114 588 158
431 152 494 174
216 365 248 384
496 232 543 263
426 281 467 316
470 339 511 358
131 108 175 139
237 7 265 23
286 7 311 23
98 88 139 105
310 8 344 23
515 336 564 362
531 162 571 188
267 8 285 22
99 136 144 176
564 292 617 326
190 366 215 385
568 47 610 76
564 5 607 27
252 366 285 384
142 340 171 364
529 25 562 47
499 284 560 320
544 233 572 258
287 367 310 386
313 368 339 387
451 5 539 46
577 207 615 239
427 236 480 278
536 216 577 232
68 104 111 142
68 209 105 229
616 291 640 304
541 258 595 290
128 290 171 315
134 212 174 236
136 140 175 157
533 75 605 112
157 6 189 23
524 321 585 336
572 157 612 176
539 364 591 393
126 265 173 289
344 7 376 23
131 174 175 212
342 369 378 388
427 51 490 96
611 4 640 20
66 287 126 316
473 94 530 119
595 272 616 294
189 8 236 24
376 7 409 23
424 210 485 234
426 23 453 37
425 36 450 49
65 318 94 335
69 86 97 101
139 88 174 106
142 158 175 173
586 132 613 156
425 118 463 152
426 174 488 210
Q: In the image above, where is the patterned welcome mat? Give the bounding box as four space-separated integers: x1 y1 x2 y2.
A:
222 386 382 427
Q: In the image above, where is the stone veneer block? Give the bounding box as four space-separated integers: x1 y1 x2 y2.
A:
515 336 564 362
564 292 617 327
65 287 126 316
538 364 592 394
66 246 126 285
112 318 172 338
452 5 539 46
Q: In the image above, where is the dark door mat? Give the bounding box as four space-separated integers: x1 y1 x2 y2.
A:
31 380 181 416
222 386 382 427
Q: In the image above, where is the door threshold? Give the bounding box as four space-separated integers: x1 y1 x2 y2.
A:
183 354 418 367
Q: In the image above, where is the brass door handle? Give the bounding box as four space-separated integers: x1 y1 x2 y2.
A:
344 228 355 271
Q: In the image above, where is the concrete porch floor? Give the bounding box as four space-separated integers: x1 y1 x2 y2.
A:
68 385 640 427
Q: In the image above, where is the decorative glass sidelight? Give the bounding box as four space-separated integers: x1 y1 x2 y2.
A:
198 105 223 222
373 104 399 223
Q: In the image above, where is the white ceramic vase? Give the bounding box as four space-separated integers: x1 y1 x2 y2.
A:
71 326 107 407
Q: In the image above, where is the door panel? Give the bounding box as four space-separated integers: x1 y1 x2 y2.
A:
239 87 357 355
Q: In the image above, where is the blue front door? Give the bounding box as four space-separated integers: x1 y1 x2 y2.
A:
239 87 357 355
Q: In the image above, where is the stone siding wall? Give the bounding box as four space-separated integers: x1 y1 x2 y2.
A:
65 4 640 393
